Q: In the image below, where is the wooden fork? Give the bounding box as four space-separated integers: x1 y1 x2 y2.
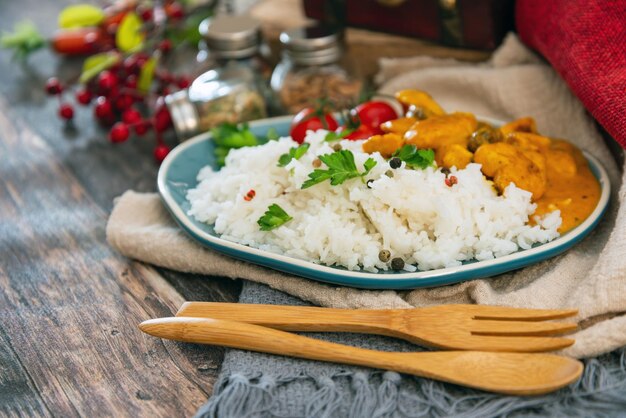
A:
176 302 578 352
139 317 583 395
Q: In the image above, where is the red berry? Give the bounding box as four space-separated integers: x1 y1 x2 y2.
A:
135 52 149 69
177 75 191 89
109 122 130 143
154 103 172 132
94 96 114 119
114 94 133 111
153 144 171 162
139 7 153 22
75 89 92 105
125 74 138 89
58 103 74 120
122 108 142 125
166 2 184 20
98 70 118 93
134 120 151 136
157 70 174 84
158 39 173 54
123 56 140 74
46 77 62 95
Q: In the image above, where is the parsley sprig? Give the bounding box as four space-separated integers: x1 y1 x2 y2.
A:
301 150 377 189
257 204 293 231
211 124 280 167
278 143 310 167
324 128 354 142
392 145 435 169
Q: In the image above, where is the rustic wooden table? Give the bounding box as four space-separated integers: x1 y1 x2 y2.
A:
0 1 243 416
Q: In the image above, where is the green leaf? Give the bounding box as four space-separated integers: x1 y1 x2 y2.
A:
324 128 354 142
116 12 144 53
58 4 105 28
79 52 120 83
257 204 293 231
137 56 158 93
363 158 377 174
301 150 376 189
211 123 259 148
392 145 435 169
266 127 279 141
210 123 261 166
0 21 46 60
278 143 310 167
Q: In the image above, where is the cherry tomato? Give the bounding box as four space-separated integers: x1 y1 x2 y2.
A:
353 101 398 134
290 108 339 144
344 124 377 141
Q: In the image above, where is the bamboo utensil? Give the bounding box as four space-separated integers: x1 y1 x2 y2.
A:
139 316 583 395
175 302 578 352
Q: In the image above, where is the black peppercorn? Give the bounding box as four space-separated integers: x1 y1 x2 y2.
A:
391 257 405 270
389 157 401 169
366 179 374 189
385 170 394 178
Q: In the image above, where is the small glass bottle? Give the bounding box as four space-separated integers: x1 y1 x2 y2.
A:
271 24 363 114
165 15 270 140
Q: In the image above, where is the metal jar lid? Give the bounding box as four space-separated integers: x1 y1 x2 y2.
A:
199 15 261 59
280 24 343 66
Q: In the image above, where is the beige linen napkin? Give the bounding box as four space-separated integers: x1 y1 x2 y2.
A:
107 35 626 359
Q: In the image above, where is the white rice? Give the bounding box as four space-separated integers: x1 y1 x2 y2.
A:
186 130 561 272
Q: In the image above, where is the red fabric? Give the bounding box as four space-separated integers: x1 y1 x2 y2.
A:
516 0 626 148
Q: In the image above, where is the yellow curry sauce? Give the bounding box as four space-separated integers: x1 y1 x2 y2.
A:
533 140 600 232
364 89 601 233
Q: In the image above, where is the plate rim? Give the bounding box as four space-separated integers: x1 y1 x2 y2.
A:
157 117 611 288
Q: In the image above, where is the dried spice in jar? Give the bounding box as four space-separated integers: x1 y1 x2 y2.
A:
271 24 362 114
165 15 270 140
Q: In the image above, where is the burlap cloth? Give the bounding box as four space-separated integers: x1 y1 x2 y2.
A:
107 35 625 359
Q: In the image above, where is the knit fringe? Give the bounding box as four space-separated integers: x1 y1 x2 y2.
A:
195 348 626 418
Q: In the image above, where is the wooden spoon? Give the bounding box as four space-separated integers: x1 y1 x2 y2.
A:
139 317 583 395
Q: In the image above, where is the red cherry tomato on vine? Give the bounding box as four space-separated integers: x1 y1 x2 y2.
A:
290 108 339 144
352 101 398 134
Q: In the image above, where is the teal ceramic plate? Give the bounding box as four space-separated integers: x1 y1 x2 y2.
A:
157 115 610 289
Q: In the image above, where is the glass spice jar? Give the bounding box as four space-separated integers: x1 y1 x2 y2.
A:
165 15 271 140
271 24 363 114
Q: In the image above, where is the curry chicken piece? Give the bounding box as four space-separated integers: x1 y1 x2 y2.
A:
404 112 478 150
437 144 473 170
395 89 445 118
474 142 547 200
500 117 538 136
362 133 404 158
380 117 417 135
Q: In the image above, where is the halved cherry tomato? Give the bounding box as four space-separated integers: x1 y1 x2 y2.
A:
352 101 398 134
290 108 339 144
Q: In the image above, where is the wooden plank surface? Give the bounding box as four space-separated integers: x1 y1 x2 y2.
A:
0 97 239 416
0 1 242 416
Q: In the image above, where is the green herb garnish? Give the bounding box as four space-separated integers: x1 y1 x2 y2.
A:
392 145 435 169
278 143 310 167
301 150 377 189
211 123 259 166
257 204 293 231
266 127 280 141
211 124 283 166
324 128 354 142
